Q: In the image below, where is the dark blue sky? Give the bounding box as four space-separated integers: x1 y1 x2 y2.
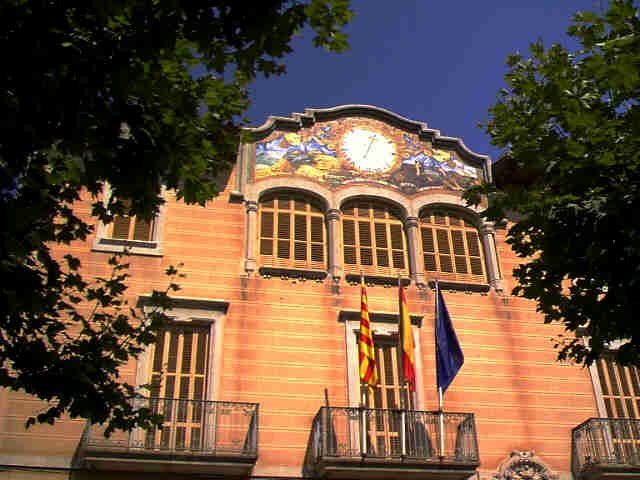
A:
244 1 602 161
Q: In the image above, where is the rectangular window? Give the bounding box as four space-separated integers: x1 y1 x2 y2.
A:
593 357 640 461
146 324 210 451
360 336 414 457
93 194 163 255
596 358 640 418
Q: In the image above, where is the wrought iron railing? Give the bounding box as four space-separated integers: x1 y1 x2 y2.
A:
572 418 640 477
311 407 478 462
82 398 259 457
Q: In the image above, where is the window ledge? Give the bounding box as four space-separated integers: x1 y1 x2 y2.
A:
258 266 327 282
339 309 423 327
92 237 163 257
345 274 410 288
427 280 490 294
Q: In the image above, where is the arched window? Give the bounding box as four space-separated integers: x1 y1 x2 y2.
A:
419 208 486 283
341 199 408 276
258 191 326 270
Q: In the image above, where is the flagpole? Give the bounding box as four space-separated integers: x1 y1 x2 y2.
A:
435 280 445 458
360 271 367 456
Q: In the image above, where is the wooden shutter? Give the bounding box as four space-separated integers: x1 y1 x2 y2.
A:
343 219 357 265
111 216 132 239
419 210 486 282
341 200 408 276
260 212 274 256
110 198 153 241
259 193 326 269
133 218 152 241
147 324 210 451
361 337 414 457
596 358 640 418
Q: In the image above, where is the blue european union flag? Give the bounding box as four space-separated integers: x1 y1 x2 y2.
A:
436 285 464 393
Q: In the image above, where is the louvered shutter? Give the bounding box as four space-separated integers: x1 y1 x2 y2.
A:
343 219 357 265
419 210 486 282
277 212 290 259
362 336 414 457
112 216 132 239
133 218 152 241
294 214 307 261
147 324 210 451
260 212 274 256
341 200 408 276
258 193 326 269
421 227 437 271
375 223 389 267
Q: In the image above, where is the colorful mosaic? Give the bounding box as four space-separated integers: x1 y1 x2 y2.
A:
253 117 481 193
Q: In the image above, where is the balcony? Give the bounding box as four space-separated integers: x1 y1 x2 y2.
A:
572 418 640 480
310 407 479 480
78 398 259 476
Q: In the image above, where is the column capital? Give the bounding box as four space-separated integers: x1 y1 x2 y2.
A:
245 200 258 213
404 216 419 229
479 221 494 235
327 208 341 221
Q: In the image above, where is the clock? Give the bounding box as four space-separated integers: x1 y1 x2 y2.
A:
342 128 396 172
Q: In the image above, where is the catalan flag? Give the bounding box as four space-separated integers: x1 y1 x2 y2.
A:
399 283 416 392
359 277 378 392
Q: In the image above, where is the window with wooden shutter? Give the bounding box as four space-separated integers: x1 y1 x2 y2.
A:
147 323 210 451
109 199 154 241
419 209 486 283
593 357 640 459
360 336 414 456
596 358 640 419
259 192 326 270
341 200 408 277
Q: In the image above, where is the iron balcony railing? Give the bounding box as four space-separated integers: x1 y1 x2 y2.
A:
572 417 640 477
82 397 259 458
311 406 479 462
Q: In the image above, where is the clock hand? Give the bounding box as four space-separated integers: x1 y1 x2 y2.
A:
362 135 377 160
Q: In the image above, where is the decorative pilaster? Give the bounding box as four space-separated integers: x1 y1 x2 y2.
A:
479 222 504 293
327 208 342 282
404 216 425 287
244 201 258 274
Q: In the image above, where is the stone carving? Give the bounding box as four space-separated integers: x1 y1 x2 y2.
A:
493 451 558 480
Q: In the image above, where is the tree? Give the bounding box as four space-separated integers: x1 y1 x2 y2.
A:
0 0 352 432
465 0 640 367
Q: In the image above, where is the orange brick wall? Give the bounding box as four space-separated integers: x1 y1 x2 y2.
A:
0 169 597 480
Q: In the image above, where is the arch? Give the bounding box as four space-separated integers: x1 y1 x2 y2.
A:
256 189 328 272
339 195 410 278
413 192 483 223
246 176 333 211
413 198 503 291
336 186 410 220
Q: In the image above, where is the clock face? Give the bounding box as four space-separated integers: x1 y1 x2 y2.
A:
342 128 396 172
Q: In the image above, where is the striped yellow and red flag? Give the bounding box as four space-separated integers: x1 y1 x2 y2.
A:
399 283 416 392
359 277 378 392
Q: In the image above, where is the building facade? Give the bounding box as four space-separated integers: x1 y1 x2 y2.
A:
0 105 635 480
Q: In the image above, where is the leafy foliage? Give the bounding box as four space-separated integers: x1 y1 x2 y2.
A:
466 0 640 367
0 0 352 432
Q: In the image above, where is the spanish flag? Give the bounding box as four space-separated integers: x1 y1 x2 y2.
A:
359 278 378 392
399 283 416 392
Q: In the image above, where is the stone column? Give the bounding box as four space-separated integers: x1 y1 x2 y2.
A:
404 216 425 287
244 201 258 274
327 208 342 282
480 222 504 292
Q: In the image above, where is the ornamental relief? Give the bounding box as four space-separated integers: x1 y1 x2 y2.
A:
252 116 482 194
493 451 558 480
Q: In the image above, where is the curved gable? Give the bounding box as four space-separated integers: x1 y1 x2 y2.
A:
242 105 490 197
